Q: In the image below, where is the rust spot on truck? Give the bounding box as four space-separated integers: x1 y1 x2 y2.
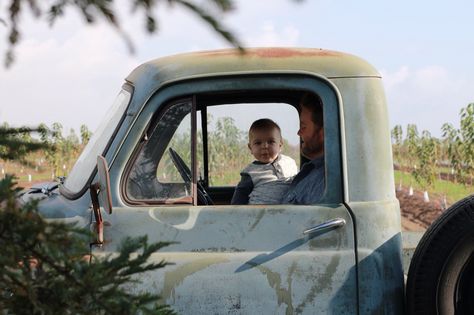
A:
197 48 341 58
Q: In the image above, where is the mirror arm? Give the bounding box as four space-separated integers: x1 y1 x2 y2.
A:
90 183 104 246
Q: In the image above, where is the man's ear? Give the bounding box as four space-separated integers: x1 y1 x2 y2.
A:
247 143 252 151
318 127 324 141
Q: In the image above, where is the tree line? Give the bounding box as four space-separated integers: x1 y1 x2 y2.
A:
0 122 92 181
391 102 474 200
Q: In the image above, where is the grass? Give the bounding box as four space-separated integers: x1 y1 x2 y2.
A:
394 170 473 204
1 159 66 188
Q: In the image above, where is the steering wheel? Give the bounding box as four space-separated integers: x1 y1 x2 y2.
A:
168 148 213 205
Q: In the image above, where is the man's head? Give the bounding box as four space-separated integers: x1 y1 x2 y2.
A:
297 93 324 160
248 118 283 163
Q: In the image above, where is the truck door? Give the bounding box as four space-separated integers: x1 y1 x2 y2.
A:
92 77 357 314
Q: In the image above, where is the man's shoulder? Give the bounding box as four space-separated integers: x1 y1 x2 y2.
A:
310 155 325 168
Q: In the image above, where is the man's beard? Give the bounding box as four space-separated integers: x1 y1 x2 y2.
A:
301 141 323 159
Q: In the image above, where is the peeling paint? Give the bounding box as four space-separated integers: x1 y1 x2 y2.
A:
296 255 341 313
319 255 341 292
160 257 228 302
257 262 298 315
249 209 265 231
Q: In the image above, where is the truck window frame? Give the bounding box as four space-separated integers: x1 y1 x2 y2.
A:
121 74 343 206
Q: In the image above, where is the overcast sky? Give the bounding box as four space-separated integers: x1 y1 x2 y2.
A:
1 0 474 138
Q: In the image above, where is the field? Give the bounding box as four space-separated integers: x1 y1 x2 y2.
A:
394 170 471 204
1 156 74 188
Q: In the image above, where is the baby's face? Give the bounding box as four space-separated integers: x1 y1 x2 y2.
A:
248 128 282 163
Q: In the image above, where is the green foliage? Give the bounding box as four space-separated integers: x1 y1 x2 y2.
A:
413 130 437 190
38 123 62 177
1 126 173 313
441 122 464 182
2 0 242 67
208 116 248 185
391 124 403 166
405 123 419 168
391 124 403 145
37 122 85 177
159 129 192 183
392 102 474 192
439 103 474 185
0 122 94 186
404 123 420 185
0 123 48 165
459 103 474 182
80 124 92 145
0 176 175 314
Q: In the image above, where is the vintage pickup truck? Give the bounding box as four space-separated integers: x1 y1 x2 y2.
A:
24 48 474 314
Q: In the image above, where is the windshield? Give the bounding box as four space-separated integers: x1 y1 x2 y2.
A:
63 88 132 193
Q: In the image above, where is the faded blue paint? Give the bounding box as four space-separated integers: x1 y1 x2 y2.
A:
32 48 407 314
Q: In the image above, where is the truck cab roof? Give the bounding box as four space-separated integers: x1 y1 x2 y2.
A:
126 47 381 87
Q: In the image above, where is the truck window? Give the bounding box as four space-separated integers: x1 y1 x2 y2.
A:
126 99 193 203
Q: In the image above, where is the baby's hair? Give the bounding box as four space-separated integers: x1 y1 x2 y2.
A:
249 118 282 139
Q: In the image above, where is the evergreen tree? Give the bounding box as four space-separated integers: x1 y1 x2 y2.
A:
0 127 174 314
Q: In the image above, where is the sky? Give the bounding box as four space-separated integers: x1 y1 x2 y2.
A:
1 0 474 138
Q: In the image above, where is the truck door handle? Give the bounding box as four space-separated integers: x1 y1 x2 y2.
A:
303 218 346 235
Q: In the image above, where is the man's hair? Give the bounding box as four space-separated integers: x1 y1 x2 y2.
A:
249 118 282 139
300 92 324 127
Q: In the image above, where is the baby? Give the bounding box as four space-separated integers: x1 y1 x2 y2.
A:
231 118 297 204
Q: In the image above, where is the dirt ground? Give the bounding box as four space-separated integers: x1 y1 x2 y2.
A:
397 187 446 231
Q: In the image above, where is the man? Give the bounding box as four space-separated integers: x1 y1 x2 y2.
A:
282 92 325 204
